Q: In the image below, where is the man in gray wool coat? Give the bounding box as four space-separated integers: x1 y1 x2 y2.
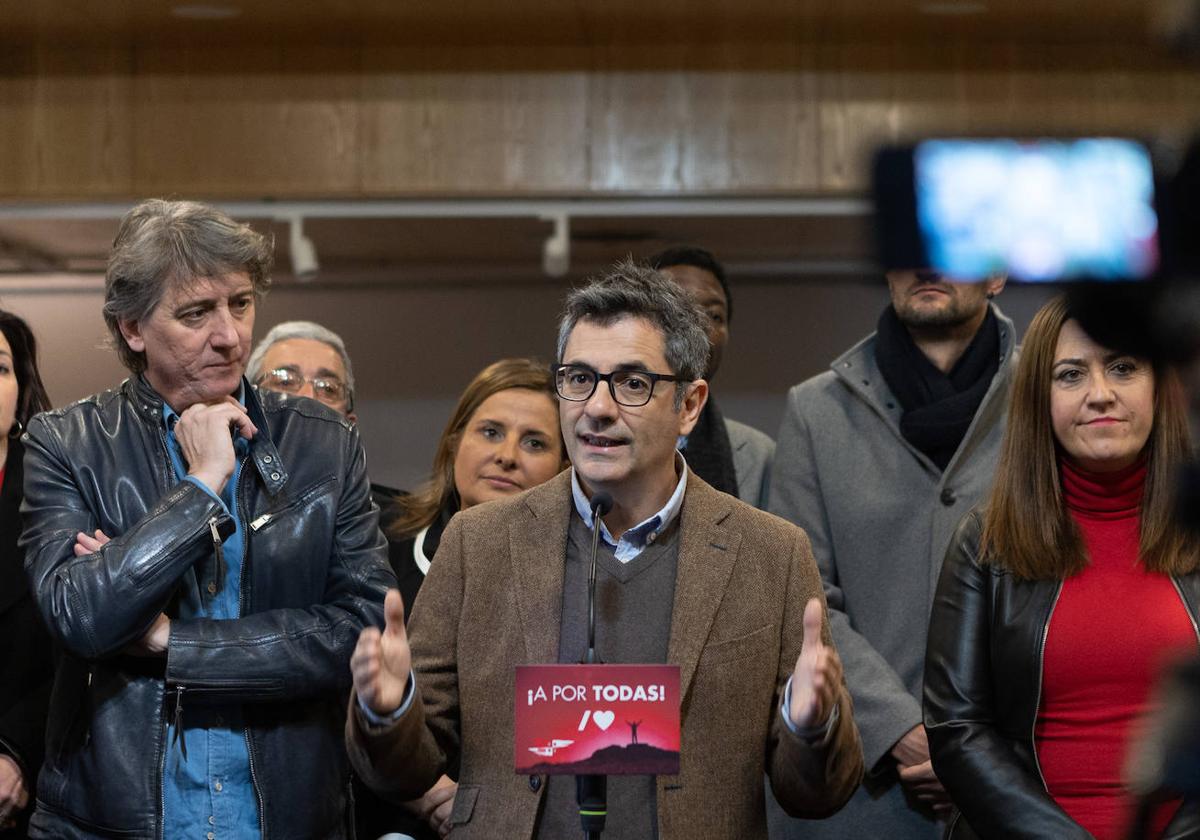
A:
766 269 1015 840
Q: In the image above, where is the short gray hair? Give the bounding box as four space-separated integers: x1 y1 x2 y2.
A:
246 320 356 409
104 199 274 373
556 258 710 405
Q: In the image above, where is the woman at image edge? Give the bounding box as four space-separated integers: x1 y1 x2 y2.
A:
356 357 567 840
924 296 1200 840
0 310 53 837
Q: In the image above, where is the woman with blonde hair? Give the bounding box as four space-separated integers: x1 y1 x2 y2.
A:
924 296 1200 839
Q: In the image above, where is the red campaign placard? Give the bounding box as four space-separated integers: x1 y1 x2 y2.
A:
514 664 680 776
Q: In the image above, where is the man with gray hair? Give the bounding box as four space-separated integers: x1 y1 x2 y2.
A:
345 260 863 839
247 318 410 840
20 199 392 838
247 319 404 531
246 320 358 421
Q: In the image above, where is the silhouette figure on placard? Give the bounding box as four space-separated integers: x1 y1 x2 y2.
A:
627 720 642 745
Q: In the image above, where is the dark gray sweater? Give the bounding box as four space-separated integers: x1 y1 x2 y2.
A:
534 512 680 840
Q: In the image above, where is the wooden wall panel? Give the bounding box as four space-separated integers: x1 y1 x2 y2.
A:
815 43 900 192
0 47 134 197
587 72 690 191
813 43 1200 191
585 61 821 192
1 42 1199 199
360 52 589 193
132 46 361 197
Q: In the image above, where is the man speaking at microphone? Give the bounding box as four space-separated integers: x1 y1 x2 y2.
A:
347 260 863 839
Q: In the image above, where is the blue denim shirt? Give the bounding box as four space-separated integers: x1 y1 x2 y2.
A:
161 398 262 839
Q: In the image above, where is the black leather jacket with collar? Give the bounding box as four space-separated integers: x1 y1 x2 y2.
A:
924 509 1200 840
20 376 393 839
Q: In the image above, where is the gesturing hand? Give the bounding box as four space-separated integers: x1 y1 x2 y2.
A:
351 590 412 716
788 598 843 731
175 397 258 496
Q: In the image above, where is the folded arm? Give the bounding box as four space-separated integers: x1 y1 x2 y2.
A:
21 415 231 660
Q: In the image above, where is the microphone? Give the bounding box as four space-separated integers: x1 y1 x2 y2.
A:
591 491 614 517
578 491 613 839
585 492 613 667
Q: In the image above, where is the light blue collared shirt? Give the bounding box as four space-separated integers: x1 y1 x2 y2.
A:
569 453 688 564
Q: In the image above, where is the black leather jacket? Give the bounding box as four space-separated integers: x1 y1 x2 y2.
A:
20 376 393 839
924 510 1200 840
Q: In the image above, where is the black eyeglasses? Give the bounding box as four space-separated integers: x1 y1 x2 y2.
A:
256 368 350 406
552 364 686 407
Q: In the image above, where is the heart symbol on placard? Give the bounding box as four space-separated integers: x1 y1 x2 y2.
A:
592 710 615 731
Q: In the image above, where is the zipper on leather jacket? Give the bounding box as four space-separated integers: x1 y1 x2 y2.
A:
247 475 336 533
246 729 267 839
157 685 168 840
1169 576 1200 645
83 667 92 746
208 517 224 601
235 455 269 837
170 686 188 760
1029 580 1064 791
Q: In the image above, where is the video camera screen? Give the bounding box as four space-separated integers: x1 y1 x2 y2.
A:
875 138 1162 283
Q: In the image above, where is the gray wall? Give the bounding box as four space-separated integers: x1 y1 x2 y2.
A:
0 278 1055 491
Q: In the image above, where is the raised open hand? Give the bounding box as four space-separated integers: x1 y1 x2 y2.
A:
788 598 843 731
351 589 412 716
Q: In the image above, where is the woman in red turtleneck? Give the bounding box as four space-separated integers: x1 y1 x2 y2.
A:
924 297 1200 840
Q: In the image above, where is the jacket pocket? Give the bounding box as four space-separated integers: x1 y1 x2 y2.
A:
247 475 337 533
449 784 481 826
698 622 776 667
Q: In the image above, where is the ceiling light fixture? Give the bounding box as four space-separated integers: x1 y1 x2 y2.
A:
170 4 242 20
287 216 319 282
541 213 570 278
917 1 988 15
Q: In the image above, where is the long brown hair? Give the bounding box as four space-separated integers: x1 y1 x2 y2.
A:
390 357 564 540
983 296 1196 579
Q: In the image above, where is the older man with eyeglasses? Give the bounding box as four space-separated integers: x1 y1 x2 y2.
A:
246 321 357 419
247 319 404 513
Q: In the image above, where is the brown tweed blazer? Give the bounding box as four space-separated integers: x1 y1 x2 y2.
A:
347 470 863 839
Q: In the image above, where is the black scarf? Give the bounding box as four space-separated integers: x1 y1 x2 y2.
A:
682 395 739 496
874 305 1000 472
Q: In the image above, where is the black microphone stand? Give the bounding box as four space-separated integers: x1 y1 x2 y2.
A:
577 492 612 840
